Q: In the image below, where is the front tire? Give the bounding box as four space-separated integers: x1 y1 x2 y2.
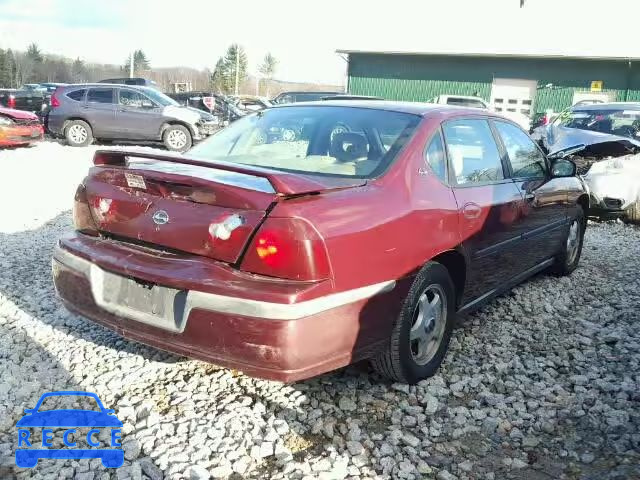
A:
552 206 585 276
371 262 456 384
163 124 192 152
64 120 93 147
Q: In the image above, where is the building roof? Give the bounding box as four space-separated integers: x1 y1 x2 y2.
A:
336 49 640 62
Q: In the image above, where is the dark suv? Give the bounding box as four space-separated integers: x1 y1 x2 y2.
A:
47 84 219 151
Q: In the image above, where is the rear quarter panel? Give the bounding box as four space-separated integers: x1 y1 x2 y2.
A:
271 115 460 292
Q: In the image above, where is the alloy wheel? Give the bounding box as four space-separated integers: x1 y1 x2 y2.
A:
167 129 187 150
68 125 87 144
566 219 581 265
409 284 447 366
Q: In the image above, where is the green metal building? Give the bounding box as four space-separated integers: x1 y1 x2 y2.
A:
339 50 640 118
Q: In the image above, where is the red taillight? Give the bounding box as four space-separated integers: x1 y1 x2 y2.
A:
50 92 60 108
7 95 16 109
73 184 99 236
240 218 330 281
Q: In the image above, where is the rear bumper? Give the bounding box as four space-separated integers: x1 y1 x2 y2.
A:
0 125 44 145
52 234 400 382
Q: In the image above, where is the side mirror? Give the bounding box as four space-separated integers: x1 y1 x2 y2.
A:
104 409 115 415
24 409 35 414
141 100 155 108
551 158 577 178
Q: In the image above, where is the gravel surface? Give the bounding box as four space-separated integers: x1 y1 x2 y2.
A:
1 142 639 480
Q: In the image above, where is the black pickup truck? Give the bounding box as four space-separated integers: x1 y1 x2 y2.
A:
0 88 46 115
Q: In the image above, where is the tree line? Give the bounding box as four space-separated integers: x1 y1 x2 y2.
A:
0 42 279 96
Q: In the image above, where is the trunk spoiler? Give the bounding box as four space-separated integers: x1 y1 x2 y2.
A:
93 150 366 196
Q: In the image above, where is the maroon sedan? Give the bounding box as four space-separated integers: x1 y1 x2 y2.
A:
53 101 588 383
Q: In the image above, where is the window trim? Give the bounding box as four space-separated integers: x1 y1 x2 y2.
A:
87 87 115 105
118 88 157 108
490 119 550 181
422 127 449 186
441 116 509 188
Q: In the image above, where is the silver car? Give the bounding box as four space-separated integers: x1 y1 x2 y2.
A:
47 84 219 152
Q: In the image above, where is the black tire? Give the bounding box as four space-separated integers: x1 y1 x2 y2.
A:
163 124 192 152
624 200 640 224
551 206 585 276
371 262 456 384
64 120 93 147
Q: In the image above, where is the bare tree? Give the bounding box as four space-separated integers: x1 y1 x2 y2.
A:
258 53 278 97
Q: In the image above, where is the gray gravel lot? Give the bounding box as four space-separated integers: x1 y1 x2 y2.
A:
0 143 639 480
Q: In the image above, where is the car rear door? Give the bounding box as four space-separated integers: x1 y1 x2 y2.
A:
491 120 568 267
85 88 117 137
115 88 163 139
442 118 527 307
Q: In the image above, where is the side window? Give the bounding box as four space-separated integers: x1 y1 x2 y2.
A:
494 121 547 178
442 119 504 186
66 89 86 101
87 88 114 104
119 90 146 108
424 133 447 182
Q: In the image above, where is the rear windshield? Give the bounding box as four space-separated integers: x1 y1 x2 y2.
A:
555 108 640 139
188 106 421 178
446 97 486 109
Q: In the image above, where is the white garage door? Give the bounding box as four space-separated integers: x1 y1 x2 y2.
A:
490 78 538 118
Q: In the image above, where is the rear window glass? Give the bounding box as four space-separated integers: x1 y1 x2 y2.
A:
66 89 86 101
555 108 640 139
446 97 486 109
87 88 114 104
189 106 420 178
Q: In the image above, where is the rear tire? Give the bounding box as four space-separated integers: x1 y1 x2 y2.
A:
371 262 456 384
64 120 93 147
163 124 192 152
624 199 640 224
552 206 585 276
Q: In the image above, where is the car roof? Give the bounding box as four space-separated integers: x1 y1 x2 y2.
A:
572 102 640 111
271 99 491 117
62 83 148 88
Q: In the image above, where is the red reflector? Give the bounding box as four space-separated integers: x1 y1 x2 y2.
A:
7 96 16 109
241 218 330 281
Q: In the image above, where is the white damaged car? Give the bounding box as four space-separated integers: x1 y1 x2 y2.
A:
540 103 640 223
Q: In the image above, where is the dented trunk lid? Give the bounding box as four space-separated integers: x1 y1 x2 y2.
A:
84 150 364 263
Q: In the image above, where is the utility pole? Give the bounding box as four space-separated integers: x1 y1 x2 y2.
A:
234 48 240 95
129 51 134 78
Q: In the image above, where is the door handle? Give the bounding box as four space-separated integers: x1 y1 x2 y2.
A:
462 202 482 219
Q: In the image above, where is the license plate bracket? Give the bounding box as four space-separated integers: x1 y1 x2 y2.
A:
90 265 187 332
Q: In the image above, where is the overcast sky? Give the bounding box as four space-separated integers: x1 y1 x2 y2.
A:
0 0 638 85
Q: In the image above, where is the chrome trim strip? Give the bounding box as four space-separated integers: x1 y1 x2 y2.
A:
125 157 276 194
53 246 396 323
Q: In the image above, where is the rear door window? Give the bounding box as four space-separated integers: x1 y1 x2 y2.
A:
424 133 447 182
442 119 505 185
87 88 115 104
66 89 86 101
